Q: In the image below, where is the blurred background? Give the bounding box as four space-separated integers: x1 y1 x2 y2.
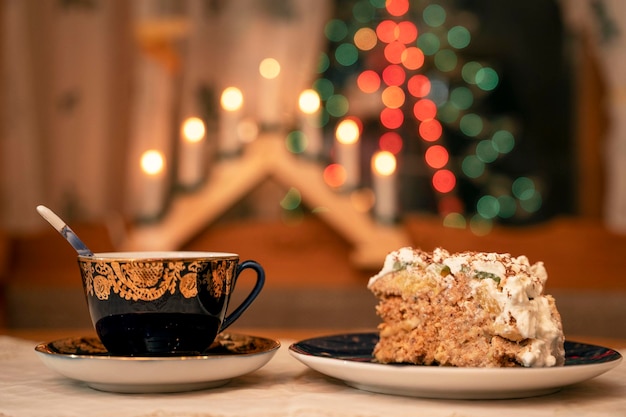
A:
1 0 625 337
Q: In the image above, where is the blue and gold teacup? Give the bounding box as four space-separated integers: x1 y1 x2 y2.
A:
77 251 264 356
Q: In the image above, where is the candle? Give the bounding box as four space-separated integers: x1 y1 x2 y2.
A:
372 150 398 223
219 87 244 156
298 89 323 159
335 118 361 190
137 149 166 221
258 57 281 129
177 116 206 189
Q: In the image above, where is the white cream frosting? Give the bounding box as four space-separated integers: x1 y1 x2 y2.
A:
369 247 564 367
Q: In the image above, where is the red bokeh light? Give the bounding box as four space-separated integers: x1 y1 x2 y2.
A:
424 145 448 168
413 99 437 121
418 119 442 141
376 20 397 44
384 41 406 64
396 21 418 44
382 65 406 86
432 169 456 193
438 195 464 215
380 107 404 129
407 74 431 98
357 70 381 93
386 0 409 17
323 163 346 188
379 132 404 154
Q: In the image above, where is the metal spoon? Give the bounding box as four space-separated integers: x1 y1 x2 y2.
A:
36 205 94 256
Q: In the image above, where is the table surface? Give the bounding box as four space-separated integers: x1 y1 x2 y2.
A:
1 327 625 417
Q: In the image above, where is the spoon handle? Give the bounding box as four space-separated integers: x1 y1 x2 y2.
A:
36 205 94 256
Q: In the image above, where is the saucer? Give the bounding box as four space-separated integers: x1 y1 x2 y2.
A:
35 333 280 393
289 332 623 399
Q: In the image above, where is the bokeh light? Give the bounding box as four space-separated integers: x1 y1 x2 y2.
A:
140 150 165 176
476 67 499 91
280 187 302 210
384 41 406 64
417 32 440 55
386 0 409 16
424 145 448 168
259 58 280 79
354 27 378 50
380 107 404 129
376 20 397 43
357 70 381 93
372 150 397 176
423 4 446 27
220 87 244 111
298 89 321 114
492 130 515 153
418 119 443 141
335 43 360 66
286 131 306 154
323 163 347 188
379 132 403 154
459 113 483 137
413 99 437 121
181 117 205 143
434 49 458 72
326 94 349 117
335 118 361 144
396 21 418 44
382 64 405 86
401 47 424 70
381 86 405 108
325 19 348 42
447 26 471 49
432 169 456 193
407 74 431 97
461 155 484 178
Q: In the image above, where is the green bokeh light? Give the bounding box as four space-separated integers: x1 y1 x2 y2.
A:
462 61 482 84
447 26 471 49
520 191 542 212
325 19 348 42
476 195 500 219
285 131 306 154
369 0 385 8
497 195 517 218
449 86 473 110
335 43 359 66
476 67 499 91
459 113 483 137
492 130 515 153
317 53 330 73
280 187 302 210
512 177 535 200
434 49 457 72
423 4 446 27
476 140 498 163
417 32 440 56
462 155 485 178
314 78 334 101
325 94 349 117
437 102 459 123
353 0 375 23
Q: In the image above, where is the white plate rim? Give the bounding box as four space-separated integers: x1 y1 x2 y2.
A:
288 332 623 400
35 333 280 393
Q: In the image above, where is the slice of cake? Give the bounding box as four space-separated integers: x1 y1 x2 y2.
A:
368 247 565 367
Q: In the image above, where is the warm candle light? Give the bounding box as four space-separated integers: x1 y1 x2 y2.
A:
259 58 281 79
372 150 398 223
299 89 322 158
220 87 244 111
219 87 244 156
182 117 205 142
140 149 165 175
138 149 166 220
258 58 281 128
177 117 206 189
335 118 361 190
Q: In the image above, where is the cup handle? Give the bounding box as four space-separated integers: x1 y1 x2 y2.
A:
220 260 265 331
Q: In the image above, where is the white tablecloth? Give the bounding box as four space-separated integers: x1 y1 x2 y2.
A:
1 335 625 417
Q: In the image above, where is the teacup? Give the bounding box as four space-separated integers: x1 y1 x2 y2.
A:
77 251 264 356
